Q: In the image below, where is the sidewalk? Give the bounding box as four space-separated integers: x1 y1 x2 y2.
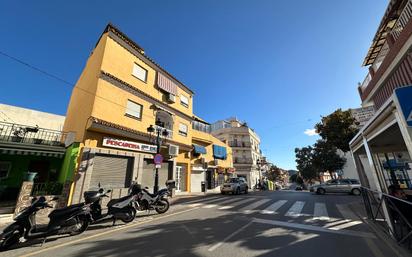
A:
348 201 412 257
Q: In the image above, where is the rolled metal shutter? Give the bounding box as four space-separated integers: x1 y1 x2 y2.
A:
141 159 172 192
90 154 133 189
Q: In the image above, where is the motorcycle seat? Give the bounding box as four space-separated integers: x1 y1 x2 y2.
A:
48 203 84 218
142 189 157 198
107 195 132 207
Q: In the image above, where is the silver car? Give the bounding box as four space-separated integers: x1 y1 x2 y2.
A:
310 179 361 195
221 177 248 195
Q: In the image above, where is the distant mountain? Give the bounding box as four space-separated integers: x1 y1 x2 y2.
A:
288 170 298 176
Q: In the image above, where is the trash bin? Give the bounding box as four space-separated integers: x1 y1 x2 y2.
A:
201 181 206 192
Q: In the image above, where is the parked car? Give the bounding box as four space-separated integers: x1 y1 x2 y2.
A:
310 179 361 195
221 177 248 195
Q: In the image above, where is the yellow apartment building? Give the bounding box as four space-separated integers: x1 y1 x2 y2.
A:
64 24 232 203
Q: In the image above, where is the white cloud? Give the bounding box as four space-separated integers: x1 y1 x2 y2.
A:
304 129 318 136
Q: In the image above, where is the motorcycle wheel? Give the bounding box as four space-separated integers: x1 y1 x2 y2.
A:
0 229 23 251
155 198 170 214
120 206 136 223
69 217 89 236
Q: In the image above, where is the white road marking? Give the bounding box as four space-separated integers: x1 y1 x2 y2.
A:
312 202 329 221
336 204 359 220
239 199 271 214
208 221 253 252
260 200 288 214
285 201 305 217
253 218 376 238
218 198 256 210
328 220 363 230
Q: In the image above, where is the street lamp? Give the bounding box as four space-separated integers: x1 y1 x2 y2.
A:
147 124 169 194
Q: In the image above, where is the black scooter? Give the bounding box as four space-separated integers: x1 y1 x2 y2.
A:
0 196 91 251
84 184 140 225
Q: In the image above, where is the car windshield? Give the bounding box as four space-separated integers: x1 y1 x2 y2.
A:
226 178 239 183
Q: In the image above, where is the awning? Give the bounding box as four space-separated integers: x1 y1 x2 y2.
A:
213 145 227 160
0 148 65 158
193 144 206 154
157 72 177 95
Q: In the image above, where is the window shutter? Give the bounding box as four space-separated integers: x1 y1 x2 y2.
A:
132 63 147 82
126 100 142 119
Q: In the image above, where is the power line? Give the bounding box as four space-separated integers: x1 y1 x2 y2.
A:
0 50 163 120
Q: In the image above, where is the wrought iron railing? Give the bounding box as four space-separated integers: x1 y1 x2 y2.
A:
0 121 67 147
228 141 251 148
234 158 253 164
391 0 412 41
361 187 412 250
153 125 173 139
31 182 63 196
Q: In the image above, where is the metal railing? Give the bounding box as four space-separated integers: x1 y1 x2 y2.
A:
153 125 173 139
0 121 67 147
391 0 412 41
228 141 251 148
31 182 63 196
234 158 253 164
361 187 412 250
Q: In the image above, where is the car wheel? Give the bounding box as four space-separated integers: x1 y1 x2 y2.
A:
244 187 248 194
221 191 226 195
317 188 325 195
351 188 361 196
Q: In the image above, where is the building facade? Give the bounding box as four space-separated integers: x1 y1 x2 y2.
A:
211 118 262 187
349 0 412 233
0 103 77 211
63 24 233 203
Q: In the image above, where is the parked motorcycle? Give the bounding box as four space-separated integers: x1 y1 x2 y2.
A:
84 184 141 225
135 180 175 214
0 196 91 251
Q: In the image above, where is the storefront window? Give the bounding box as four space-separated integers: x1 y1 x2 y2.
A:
376 152 412 189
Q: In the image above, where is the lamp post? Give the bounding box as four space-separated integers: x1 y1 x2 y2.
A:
147 124 169 194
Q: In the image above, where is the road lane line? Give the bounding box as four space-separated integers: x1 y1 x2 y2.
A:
218 198 256 210
285 201 305 217
20 207 200 257
260 200 287 214
312 202 329 221
252 218 376 238
208 221 253 252
239 199 271 214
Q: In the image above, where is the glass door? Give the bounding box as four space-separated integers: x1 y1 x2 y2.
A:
175 166 182 192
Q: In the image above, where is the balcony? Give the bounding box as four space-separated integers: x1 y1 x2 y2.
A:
233 158 253 164
153 125 173 139
0 121 67 147
391 0 412 41
228 141 251 148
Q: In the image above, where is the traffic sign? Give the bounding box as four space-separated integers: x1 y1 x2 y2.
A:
154 154 163 165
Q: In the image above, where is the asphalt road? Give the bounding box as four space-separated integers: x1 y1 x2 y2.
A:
0 190 399 257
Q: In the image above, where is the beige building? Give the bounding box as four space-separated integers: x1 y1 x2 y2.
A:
211 117 262 187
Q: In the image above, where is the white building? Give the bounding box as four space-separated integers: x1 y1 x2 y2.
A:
211 117 262 187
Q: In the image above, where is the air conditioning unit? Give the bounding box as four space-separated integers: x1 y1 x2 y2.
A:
167 93 176 103
169 144 179 157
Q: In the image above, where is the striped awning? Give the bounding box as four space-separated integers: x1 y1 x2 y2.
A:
0 148 65 158
157 72 177 95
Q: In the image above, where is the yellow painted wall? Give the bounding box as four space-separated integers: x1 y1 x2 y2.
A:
100 36 193 116
192 129 233 168
63 35 108 141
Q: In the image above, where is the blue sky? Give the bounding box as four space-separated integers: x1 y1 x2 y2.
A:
0 0 387 169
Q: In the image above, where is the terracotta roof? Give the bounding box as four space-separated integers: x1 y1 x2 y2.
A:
101 23 194 95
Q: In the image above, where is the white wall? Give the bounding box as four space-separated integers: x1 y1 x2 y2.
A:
0 103 65 131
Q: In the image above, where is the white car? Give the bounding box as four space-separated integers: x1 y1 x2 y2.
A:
220 177 248 195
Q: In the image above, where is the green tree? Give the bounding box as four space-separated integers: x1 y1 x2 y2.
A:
266 165 282 182
312 139 346 178
315 109 359 152
295 146 318 181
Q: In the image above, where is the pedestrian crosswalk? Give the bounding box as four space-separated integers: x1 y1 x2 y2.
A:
181 196 360 224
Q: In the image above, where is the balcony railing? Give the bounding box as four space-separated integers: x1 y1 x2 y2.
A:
228 141 251 148
234 158 253 164
0 121 67 147
391 0 412 41
153 125 173 139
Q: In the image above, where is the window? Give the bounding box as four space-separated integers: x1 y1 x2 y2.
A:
179 123 188 136
0 162 11 179
180 94 189 108
125 100 142 119
132 63 148 82
340 179 351 185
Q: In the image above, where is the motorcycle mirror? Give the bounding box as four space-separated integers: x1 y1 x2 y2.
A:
98 188 104 193
107 189 112 193
145 186 149 190
52 196 59 201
